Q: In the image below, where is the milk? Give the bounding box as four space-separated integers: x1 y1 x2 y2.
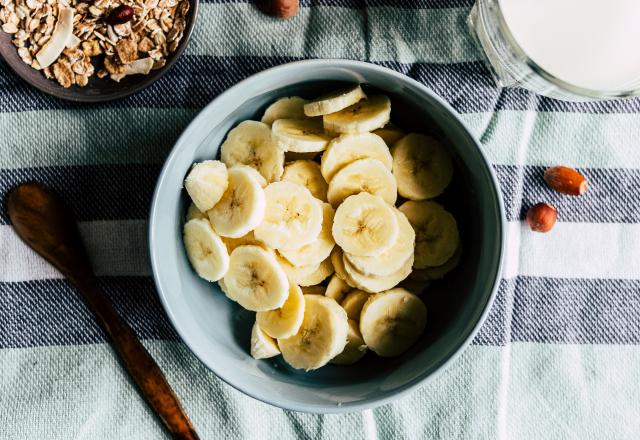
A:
498 0 640 92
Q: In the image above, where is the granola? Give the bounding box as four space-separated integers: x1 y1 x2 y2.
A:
0 0 189 88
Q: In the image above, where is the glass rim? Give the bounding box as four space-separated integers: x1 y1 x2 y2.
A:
493 0 640 99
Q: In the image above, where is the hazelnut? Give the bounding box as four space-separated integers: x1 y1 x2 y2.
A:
258 0 299 18
105 5 134 25
544 166 587 196
526 203 557 233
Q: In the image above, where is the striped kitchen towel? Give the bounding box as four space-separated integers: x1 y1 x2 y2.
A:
1 1 640 439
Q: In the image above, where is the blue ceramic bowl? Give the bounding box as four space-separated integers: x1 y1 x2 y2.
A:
149 60 505 413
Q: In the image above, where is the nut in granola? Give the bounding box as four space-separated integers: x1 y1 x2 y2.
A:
115 38 137 64
75 73 89 86
62 46 84 63
103 55 124 74
105 4 133 25
52 59 74 88
82 40 101 57
137 36 153 52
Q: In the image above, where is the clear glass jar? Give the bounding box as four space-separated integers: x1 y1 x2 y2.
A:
467 0 640 101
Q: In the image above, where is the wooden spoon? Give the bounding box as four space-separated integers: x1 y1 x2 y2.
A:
6 182 200 440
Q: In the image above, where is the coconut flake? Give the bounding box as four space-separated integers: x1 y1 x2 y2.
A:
123 57 153 75
109 57 153 82
35 6 74 68
66 33 81 48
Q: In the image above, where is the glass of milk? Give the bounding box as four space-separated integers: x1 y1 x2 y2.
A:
468 0 640 101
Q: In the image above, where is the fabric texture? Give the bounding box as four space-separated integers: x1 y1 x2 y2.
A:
1 1 640 439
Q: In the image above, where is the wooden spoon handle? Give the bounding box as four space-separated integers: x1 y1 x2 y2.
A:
6 183 199 440
75 275 200 440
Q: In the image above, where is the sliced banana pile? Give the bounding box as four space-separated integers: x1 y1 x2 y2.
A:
181 84 463 371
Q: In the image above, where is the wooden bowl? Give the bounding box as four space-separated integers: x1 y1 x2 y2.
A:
0 0 198 103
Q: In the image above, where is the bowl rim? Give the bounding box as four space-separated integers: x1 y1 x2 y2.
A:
0 0 198 103
149 59 506 414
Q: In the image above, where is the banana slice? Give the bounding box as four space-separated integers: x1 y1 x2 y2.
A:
327 158 397 207
183 219 230 282
325 246 358 290
360 288 427 357
332 193 399 257
254 181 323 250
343 252 413 293
220 120 284 182
231 164 268 188
410 244 462 281
303 85 366 117
373 124 406 147
277 254 317 281
330 248 359 289
186 202 207 221
278 202 335 267
399 200 459 268
325 274 351 303
221 230 265 254
344 209 415 277
184 160 229 212
278 295 349 370
261 96 309 126
301 256 334 286
392 134 453 200
302 285 326 295
250 321 281 359
278 254 334 286
320 133 392 182
331 319 367 365
257 283 305 339
330 247 349 281
282 160 328 202
208 167 266 238
223 245 289 311
341 290 370 321
323 95 391 134
218 278 228 294
272 119 332 153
